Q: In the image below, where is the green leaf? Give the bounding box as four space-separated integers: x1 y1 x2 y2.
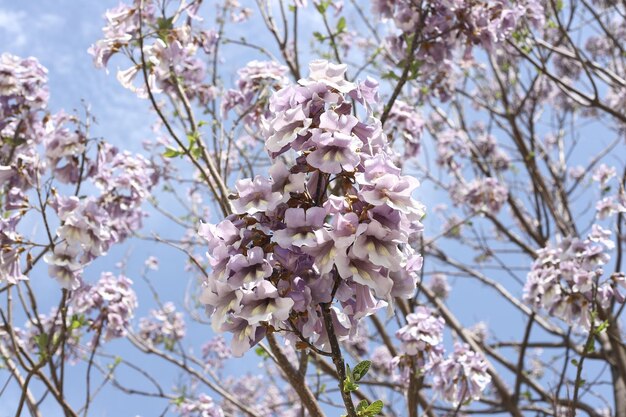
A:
571 358 579 366
356 400 369 412
336 17 346 33
594 320 609 335
35 333 48 351
313 31 326 42
364 400 384 416
156 16 175 40
381 71 400 81
254 346 269 359
343 380 359 392
315 1 329 13
163 147 184 158
352 360 371 382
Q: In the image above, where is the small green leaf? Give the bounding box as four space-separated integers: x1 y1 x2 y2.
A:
343 380 359 392
254 346 269 358
313 31 326 42
336 17 346 33
382 71 400 80
356 400 369 412
352 360 371 382
70 314 84 330
594 320 609 335
163 147 184 158
364 400 384 416
315 1 329 13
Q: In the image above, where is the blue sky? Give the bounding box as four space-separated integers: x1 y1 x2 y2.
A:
1 1 622 415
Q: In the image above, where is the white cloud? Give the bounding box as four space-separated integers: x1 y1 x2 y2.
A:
0 9 27 48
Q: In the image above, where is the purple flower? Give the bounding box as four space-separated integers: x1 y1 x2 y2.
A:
592 163 617 187
273 207 326 248
44 243 83 290
236 280 294 324
138 302 186 349
396 306 445 361
352 220 404 271
360 173 421 214
433 343 491 405
232 176 282 215
226 247 273 288
306 130 361 174
428 273 451 299
199 61 425 355
300 60 356 94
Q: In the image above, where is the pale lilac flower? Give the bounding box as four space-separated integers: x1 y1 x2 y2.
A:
138 302 186 349
396 306 445 364
144 256 159 270
592 164 617 187
428 273 451 299
231 176 282 215
433 343 491 405
176 393 224 417
0 216 27 284
199 61 425 355
596 196 626 220
273 207 326 248
44 243 83 290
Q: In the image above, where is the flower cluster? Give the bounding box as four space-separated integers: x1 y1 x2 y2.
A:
523 225 626 328
176 394 224 417
199 60 425 356
18 307 84 363
93 143 158 240
45 144 157 290
0 55 72 283
384 100 424 159
396 306 445 366
138 302 186 350
222 60 289 128
91 0 215 104
373 0 543 98
452 177 509 214
72 272 138 341
394 306 492 405
202 336 232 370
433 343 492 405
0 53 159 289
3 272 137 362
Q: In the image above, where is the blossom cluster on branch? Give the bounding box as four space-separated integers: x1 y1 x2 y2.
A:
524 225 626 328
199 60 425 356
0 53 159 290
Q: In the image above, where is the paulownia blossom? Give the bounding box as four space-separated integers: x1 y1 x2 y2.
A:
373 0 544 99
393 306 492 405
0 53 159 289
199 60 425 356
523 225 626 329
